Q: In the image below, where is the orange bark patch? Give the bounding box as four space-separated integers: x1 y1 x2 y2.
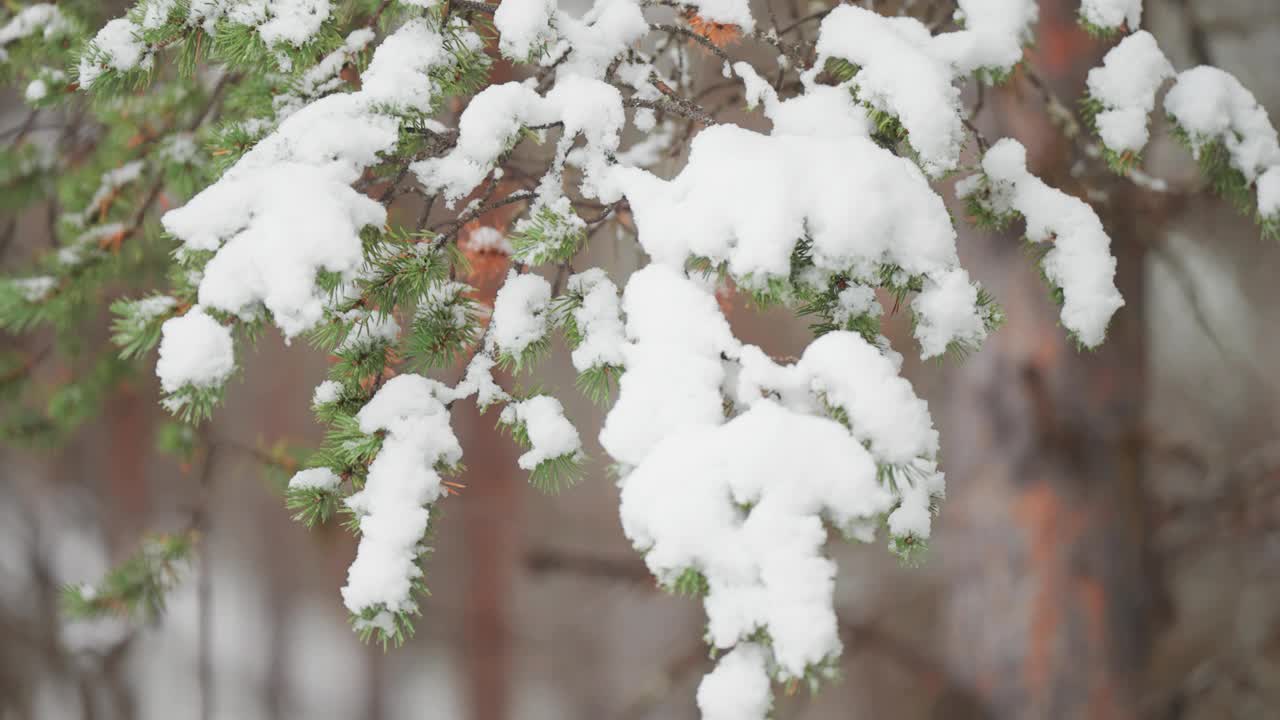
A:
683 11 742 48
1014 481 1087 702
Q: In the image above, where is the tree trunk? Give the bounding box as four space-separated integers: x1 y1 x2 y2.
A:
937 3 1166 717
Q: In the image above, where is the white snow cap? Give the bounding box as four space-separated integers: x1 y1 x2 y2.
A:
619 400 894 689
680 0 755 33
341 375 462 616
1165 66 1280 185
494 0 557 60
500 395 583 470
697 643 773 720
1080 0 1142 32
155 307 234 394
812 3 1038 176
815 7 964 177
602 266 946 717
289 467 340 491
413 77 624 203
912 268 991 358
735 331 940 467
564 268 626 372
162 19 470 342
605 122 990 359
552 0 648 80
598 265 738 468
78 18 152 89
977 139 1125 347
1085 31 1173 153
489 270 553 359
607 124 957 279
0 4 70 58
312 379 342 406
165 161 385 337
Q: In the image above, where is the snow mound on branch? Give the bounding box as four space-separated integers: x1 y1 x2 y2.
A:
599 265 738 468
1080 0 1142 32
735 331 939 467
489 270 552 359
413 76 624 203
77 18 152 88
619 400 893 694
604 122 991 358
1165 65 1280 185
697 643 772 720
342 375 462 616
500 395 583 470
165 161 385 336
162 19 463 347
975 139 1124 347
812 4 1038 176
494 0 557 60
564 268 625 372
1086 30 1173 153
607 125 955 278
156 307 234 393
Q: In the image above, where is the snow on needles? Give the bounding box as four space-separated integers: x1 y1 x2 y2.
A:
1086 31 1173 154
1080 0 1142 32
564 269 625 372
605 268 944 718
1165 66 1280 217
603 119 992 359
156 307 234 394
341 375 462 617
619 394 894 682
413 76 624 204
811 3 1038 176
697 644 773 720
500 395 583 471
972 139 1125 347
494 0 557 60
158 19 471 398
489 270 552 360
77 18 152 88
0 4 70 62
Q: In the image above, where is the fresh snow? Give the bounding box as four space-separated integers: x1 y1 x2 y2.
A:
489 271 552 360
810 3 1038 177
1085 31 1173 153
697 643 773 720
564 269 626 372
500 395 583 470
76 4 1203 715
160 17 473 375
973 139 1125 347
0 4 69 62
312 380 342 406
1080 0 1142 31
494 0 557 61
1165 66 1280 186
288 467 340 491
156 307 235 394
341 375 462 616
78 18 152 89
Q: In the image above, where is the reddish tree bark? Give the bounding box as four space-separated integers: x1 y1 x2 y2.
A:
938 3 1168 717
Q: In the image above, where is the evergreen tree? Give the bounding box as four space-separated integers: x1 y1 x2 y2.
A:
1 1 1275 716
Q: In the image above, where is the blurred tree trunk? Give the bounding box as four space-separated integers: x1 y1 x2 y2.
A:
937 2 1166 717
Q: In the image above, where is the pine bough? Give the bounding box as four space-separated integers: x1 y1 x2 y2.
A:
0 0 1275 716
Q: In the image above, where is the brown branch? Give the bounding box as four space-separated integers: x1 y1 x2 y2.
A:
649 23 734 65
524 546 653 585
624 96 715 126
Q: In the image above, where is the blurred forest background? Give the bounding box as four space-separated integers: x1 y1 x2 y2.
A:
3 0 1279 718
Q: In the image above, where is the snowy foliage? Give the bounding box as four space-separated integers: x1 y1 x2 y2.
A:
1 0 1277 716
